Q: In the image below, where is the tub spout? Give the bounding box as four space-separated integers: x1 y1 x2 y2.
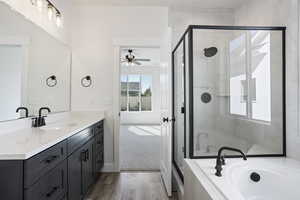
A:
215 146 247 177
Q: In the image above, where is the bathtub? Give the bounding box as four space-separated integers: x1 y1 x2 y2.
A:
184 158 300 200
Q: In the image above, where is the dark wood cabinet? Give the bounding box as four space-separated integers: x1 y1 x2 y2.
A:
0 160 23 200
24 160 67 200
24 140 67 188
0 120 104 200
68 139 95 200
82 140 94 195
68 122 104 200
67 144 84 200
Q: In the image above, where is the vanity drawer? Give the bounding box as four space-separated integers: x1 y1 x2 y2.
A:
94 121 104 135
24 140 67 188
67 127 93 156
94 134 104 149
24 159 67 200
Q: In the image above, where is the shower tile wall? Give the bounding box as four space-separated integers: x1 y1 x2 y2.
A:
193 31 239 156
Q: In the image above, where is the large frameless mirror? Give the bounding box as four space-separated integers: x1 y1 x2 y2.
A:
0 2 71 121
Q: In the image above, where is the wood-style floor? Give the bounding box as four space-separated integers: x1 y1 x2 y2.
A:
85 172 178 200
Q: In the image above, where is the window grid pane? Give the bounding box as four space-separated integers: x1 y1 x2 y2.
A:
121 74 153 112
141 75 152 111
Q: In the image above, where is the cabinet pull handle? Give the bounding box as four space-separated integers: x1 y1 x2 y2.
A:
44 155 59 164
81 150 87 161
86 149 89 161
46 186 59 198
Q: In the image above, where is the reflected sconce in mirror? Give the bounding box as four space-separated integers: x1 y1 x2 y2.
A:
81 76 92 87
46 75 57 87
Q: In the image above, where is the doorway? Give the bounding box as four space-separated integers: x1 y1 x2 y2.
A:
119 47 162 171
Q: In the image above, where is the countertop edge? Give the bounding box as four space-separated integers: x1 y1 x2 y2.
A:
0 116 104 160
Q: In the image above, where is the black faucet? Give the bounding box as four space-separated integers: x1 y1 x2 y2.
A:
215 146 247 177
32 107 51 127
16 107 29 118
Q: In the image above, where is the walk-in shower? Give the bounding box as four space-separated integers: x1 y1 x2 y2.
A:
172 25 286 181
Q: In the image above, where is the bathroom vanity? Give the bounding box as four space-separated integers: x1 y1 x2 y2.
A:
0 118 104 200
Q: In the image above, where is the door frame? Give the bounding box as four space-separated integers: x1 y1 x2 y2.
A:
112 38 161 172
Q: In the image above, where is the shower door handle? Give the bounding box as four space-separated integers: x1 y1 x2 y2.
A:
181 106 185 114
162 117 175 123
162 117 169 123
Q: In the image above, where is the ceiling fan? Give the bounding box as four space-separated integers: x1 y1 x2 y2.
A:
121 49 151 65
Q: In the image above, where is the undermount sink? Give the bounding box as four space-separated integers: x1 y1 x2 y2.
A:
40 122 78 131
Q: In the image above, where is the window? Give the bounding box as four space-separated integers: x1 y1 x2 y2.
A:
229 31 271 122
120 74 152 112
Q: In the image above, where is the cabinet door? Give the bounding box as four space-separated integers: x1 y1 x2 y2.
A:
0 161 23 200
68 146 85 200
82 140 94 195
24 160 67 200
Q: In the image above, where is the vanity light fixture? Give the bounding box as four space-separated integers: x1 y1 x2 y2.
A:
36 0 43 12
47 4 54 20
46 75 57 87
30 0 63 27
56 12 62 27
81 75 92 87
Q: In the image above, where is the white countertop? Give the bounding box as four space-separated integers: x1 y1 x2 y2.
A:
0 111 105 160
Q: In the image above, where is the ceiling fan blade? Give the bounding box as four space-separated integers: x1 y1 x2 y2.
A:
135 58 151 62
134 61 142 65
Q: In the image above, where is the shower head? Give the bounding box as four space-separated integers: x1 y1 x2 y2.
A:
204 47 218 57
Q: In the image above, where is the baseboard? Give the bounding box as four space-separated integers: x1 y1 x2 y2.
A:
101 162 116 172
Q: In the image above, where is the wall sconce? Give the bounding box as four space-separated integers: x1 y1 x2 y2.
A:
81 76 92 87
46 75 57 87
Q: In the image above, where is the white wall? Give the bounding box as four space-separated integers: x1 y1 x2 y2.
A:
169 8 235 48
70 4 169 170
233 0 300 159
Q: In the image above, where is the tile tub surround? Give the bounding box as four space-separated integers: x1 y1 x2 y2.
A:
184 158 300 200
0 111 105 160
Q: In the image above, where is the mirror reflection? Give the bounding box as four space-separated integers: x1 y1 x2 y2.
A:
0 2 71 121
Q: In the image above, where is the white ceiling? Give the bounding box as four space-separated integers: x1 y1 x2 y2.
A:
74 0 245 10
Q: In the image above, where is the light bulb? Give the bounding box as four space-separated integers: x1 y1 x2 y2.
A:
37 0 43 11
48 5 54 20
56 13 62 27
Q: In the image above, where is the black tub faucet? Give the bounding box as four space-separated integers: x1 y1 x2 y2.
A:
32 107 51 127
215 146 247 177
16 107 29 118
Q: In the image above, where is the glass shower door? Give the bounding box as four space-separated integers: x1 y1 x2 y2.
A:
173 39 186 179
